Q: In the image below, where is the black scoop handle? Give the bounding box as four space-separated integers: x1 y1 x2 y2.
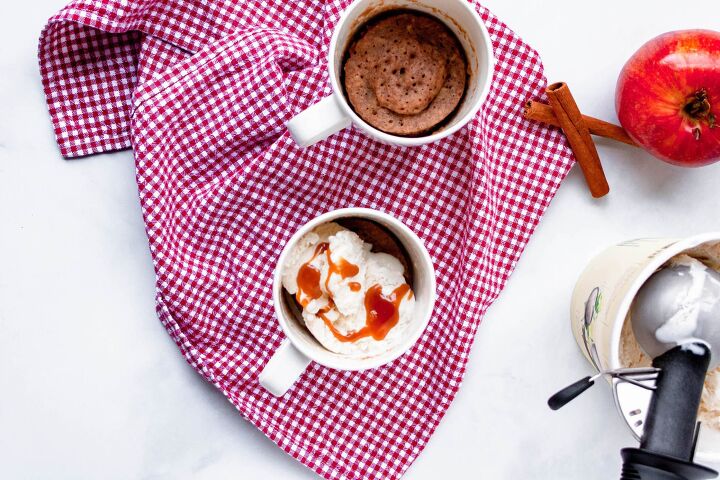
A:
619 343 718 480
642 344 711 459
548 376 595 410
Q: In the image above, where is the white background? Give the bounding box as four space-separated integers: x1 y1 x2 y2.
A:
2 1 720 478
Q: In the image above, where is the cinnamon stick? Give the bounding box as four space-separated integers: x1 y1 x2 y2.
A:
524 100 637 147
545 82 610 198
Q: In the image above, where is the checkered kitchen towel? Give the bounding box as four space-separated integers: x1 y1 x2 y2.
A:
39 1 574 478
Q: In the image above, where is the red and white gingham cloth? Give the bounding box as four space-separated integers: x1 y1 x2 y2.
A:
39 1 574 478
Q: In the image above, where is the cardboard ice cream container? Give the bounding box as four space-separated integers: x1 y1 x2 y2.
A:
570 233 720 464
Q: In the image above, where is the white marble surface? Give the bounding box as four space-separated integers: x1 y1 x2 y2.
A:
2 1 720 478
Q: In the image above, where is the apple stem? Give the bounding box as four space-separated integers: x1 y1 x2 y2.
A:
684 89 716 139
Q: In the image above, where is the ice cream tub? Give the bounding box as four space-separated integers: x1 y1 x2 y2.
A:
570 233 720 464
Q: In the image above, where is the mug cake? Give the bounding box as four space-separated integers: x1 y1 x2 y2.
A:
342 11 468 136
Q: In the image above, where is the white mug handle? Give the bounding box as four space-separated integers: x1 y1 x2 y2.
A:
287 93 352 147
259 339 312 396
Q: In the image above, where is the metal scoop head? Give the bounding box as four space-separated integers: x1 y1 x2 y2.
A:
631 259 720 368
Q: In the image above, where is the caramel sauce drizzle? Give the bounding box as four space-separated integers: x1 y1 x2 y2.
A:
325 247 360 290
295 242 329 307
296 241 412 343
319 283 412 343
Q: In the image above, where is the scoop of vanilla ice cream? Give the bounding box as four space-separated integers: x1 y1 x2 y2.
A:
362 251 415 349
302 249 415 356
282 222 415 357
326 230 368 318
654 254 711 347
365 252 406 290
281 222 344 314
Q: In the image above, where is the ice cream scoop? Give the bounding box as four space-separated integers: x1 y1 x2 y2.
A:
620 261 720 479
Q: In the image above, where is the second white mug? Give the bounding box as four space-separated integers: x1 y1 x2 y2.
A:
259 208 436 397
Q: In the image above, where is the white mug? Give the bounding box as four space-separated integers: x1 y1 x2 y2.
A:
287 0 495 148
259 208 436 396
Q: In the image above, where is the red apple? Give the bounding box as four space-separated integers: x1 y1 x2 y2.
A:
616 30 720 167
